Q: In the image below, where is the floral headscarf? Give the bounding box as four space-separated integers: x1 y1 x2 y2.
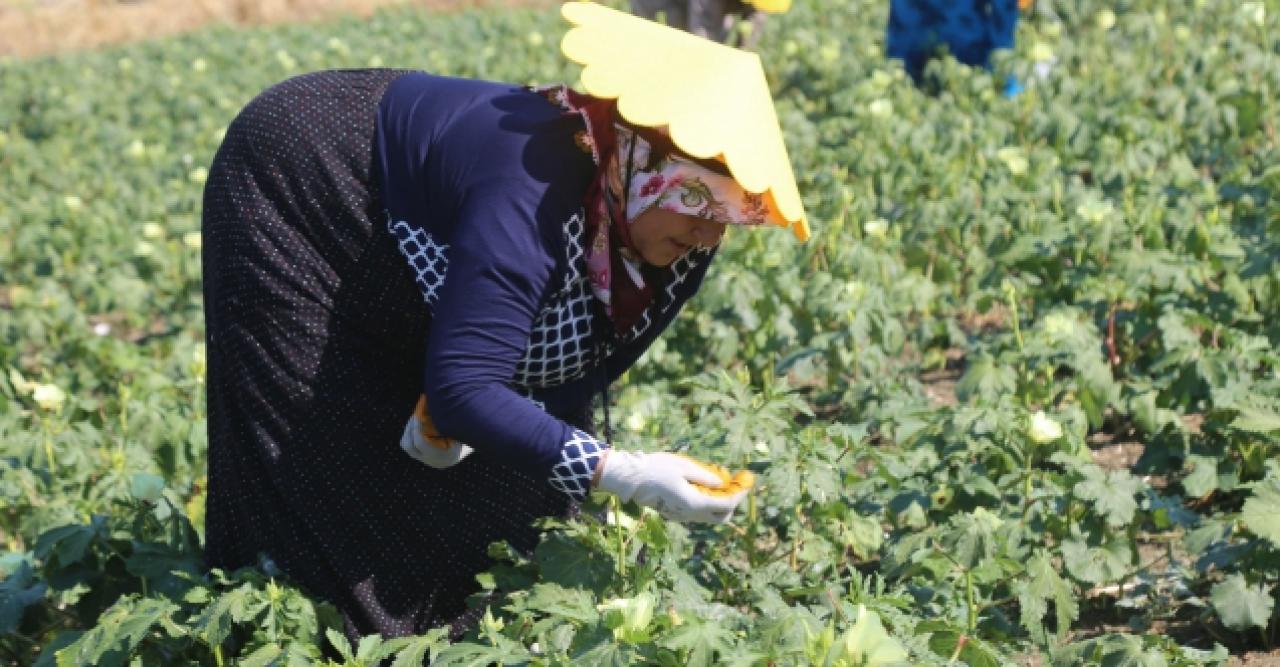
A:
539 85 772 333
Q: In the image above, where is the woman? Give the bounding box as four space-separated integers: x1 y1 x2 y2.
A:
886 0 1023 83
200 1 807 642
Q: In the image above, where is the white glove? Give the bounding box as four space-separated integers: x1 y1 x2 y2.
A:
594 451 748 524
400 396 473 469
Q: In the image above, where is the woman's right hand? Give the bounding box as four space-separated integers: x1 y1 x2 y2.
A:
592 450 748 524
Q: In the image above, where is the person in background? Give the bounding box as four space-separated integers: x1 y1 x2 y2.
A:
631 0 791 47
886 0 1027 87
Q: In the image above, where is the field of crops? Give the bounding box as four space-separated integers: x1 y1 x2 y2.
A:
1 0 1278 664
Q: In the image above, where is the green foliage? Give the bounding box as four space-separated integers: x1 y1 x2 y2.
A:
2 0 1278 664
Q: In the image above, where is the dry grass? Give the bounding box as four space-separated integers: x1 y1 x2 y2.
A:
0 0 553 58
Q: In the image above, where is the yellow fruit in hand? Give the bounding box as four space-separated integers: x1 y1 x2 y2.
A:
679 456 756 497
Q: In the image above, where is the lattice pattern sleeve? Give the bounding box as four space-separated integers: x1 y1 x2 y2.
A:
548 430 609 501
388 216 450 310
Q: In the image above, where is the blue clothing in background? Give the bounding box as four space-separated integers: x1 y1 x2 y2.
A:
887 0 1020 82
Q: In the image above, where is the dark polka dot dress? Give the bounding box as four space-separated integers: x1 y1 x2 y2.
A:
201 69 714 642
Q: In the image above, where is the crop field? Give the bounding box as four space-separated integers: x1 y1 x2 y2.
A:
1 0 1278 664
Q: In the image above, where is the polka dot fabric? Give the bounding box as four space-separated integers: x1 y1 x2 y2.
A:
201 70 586 644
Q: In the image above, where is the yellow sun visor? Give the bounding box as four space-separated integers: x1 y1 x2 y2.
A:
560 1 809 241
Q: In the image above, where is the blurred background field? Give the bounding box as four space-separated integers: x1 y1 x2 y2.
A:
1 0 1278 665
0 0 552 57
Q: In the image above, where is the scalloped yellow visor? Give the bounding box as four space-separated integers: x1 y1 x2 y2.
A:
560 1 809 241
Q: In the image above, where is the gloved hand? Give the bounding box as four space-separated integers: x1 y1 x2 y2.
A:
593 451 748 524
400 395 473 469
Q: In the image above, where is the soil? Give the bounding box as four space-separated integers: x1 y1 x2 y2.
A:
0 0 554 58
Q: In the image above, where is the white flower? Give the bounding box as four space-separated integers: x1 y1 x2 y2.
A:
1030 41 1055 64
863 219 889 238
189 167 208 184
0 130 9 149
63 195 83 212
597 593 655 642
1028 410 1064 444
625 412 645 432
92 322 112 337
367 55 384 67
1242 2 1265 26
134 241 156 257
118 57 134 71
820 42 840 63
527 31 544 47
844 281 867 300
1095 9 1116 31
183 232 203 249
192 58 208 73
867 98 893 118
1041 311 1077 340
32 383 66 412
8 368 36 394
754 441 770 455
142 222 165 239
605 510 638 530
1076 199 1114 224
1042 22 1062 39
996 147 1029 176
125 139 146 158
1174 25 1192 42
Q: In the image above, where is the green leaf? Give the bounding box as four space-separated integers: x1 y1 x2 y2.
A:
1073 465 1142 527
1181 454 1221 498
955 354 1017 404
569 624 640 667
34 519 104 567
432 638 531 666
1210 574 1274 632
660 616 737 667
1241 473 1280 548
128 473 165 502
1062 536 1132 586
917 620 999 667
1016 552 1079 644
55 596 178 667
534 534 614 590
524 583 599 624
326 627 353 661
0 563 47 634
1230 406 1280 433
388 629 449 667
237 642 283 667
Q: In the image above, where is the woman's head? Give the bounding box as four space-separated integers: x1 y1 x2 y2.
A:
604 124 769 266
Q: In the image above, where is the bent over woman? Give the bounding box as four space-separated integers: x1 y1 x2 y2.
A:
200 1 808 642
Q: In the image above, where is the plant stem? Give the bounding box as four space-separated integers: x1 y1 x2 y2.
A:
611 496 626 579
1005 283 1024 353
41 416 56 474
965 568 977 633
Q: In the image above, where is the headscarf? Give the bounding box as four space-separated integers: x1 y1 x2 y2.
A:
539 85 773 333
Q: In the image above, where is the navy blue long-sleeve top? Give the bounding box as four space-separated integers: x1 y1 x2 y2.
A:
374 72 715 499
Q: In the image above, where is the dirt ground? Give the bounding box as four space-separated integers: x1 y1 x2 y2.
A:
0 0 553 58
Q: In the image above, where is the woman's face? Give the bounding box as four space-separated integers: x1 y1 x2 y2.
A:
629 206 727 267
